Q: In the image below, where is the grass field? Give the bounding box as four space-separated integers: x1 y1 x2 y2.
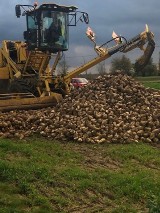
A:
141 82 160 90
0 77 160 213
0 138 160 213
135 76 160 82
136 76 160 90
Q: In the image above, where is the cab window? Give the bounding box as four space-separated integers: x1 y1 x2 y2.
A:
41 11 69 51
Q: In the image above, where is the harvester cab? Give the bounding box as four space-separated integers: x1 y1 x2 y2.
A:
15 3 89 53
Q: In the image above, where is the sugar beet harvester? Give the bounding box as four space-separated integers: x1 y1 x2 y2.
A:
0 3 155 111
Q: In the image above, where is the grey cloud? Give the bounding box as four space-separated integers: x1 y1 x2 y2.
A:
0 0 159 67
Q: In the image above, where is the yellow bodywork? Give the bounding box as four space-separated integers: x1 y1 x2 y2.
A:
0 67 9 79
0 94 62 112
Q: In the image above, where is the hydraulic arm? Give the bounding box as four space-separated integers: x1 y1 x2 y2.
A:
63 25 155 83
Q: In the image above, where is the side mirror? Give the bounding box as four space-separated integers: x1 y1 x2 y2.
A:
15 5 21 18
83 13 89 24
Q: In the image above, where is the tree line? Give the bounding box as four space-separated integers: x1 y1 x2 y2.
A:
110 55 158 77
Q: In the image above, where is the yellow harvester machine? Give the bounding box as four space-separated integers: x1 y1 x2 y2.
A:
0 3 155 111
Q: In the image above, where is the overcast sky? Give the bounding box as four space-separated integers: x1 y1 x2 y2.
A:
0 0 160 72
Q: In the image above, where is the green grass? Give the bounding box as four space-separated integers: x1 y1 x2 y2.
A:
135 76 160 82
141 81 160 90
0 138 160 212
135 76 160 90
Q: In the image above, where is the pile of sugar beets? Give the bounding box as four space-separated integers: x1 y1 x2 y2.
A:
0 72 160 144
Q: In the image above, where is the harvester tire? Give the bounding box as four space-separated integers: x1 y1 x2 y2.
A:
8 79 38 96
0 79 9 93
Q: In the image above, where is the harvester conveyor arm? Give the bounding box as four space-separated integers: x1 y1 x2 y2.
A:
64 26 155 82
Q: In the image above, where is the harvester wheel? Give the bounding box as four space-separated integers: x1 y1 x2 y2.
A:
8 79 39 96
0 79 9 93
